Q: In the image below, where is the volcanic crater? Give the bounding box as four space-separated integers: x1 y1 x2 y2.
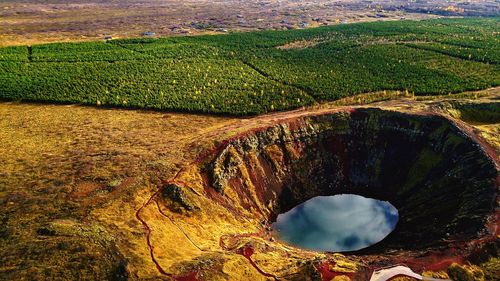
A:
159 107 499 280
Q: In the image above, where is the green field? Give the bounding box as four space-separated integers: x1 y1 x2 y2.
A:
1 18 499 115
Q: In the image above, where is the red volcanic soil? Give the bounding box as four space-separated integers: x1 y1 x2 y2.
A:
316 261 355 281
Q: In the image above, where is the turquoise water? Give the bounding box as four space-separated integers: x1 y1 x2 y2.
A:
272 194 399 252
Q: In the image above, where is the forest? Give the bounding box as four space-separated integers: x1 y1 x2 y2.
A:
0 17 498 115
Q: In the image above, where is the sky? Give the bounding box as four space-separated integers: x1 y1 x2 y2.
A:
273 194 399 252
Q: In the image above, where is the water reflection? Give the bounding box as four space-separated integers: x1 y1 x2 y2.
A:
272 194 399 252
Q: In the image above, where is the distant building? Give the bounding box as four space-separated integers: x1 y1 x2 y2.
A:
143 31 156 36
300 22 309 28
103 35 112 41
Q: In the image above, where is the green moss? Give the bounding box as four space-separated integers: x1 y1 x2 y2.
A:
399 147 443 195
373 158 382 183
444 133 466 151
454 102 500 124
481 257 500 281
320 113 351 132
437 101 500 124
448 263 485 281
161 183 197 212
428 123 449 140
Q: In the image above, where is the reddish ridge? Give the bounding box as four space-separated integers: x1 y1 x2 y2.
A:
316 261 354 281
238 245 279 281
134 190 171 277
174 271 200 281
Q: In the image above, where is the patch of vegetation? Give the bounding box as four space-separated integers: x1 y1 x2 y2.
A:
0 18 498 115
448 263 486 281
481 257 500 281
161 184 197 212
436 101 500 124
0 46 28 62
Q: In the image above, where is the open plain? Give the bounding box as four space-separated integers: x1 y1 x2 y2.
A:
1 0 499 46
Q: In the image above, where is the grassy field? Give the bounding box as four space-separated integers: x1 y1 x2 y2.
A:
1 17 499 115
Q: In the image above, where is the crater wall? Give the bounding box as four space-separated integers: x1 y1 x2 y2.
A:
202 108 498 251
